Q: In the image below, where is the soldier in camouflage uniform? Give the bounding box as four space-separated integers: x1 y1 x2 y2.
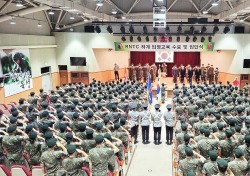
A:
161 83 166 104
81 129 96 154
238 134 250 161
202 150 218 176
62 144 88 176
88 135 119 176
41 138 67 176
2 125 29 169
228 148 248 176
215 68 219 84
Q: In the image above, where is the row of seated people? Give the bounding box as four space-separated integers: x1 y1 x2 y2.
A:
0 79 148 176
172 81 250 176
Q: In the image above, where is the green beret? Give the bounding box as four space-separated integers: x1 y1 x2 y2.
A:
181 123 187 131
73 112 79 119
104 117 110 123
29 131 37 140
114 123 121 129
42 110 49 117
66 133 73 140
245 135 250 143
234 148 244 158
9 117 17 124
44 131 53 140
46 138 57 148
67 144 77 154
225 129 233 138
7 125 17 133
25 124 33 132
111 104 117 110
203 128 211 137
86 129 94 135
184 133 190 141
96 123 103 130
78 123 86 130
95 134 104 144
217 123 224 130
121 97 125 101
88 111 94 118
209 150 218 161
12 110 18 117
120 117 126 123
217 159 228 170
104 133 112 140
185 147 193 156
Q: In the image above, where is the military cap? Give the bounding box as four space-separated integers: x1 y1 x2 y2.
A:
41 123 49 131
70 104 76 110
245 135 250 143
234 148 244 158
217 159 228 170
59 123 67 131
7 125 17 133
67 144 77 154
111 104 117 110
10 107 17 112
154 104 160 109
142 103 148 108
46 138 57 148
25 124 33 132
121 96 125 101
96 123 103 130
29 131 37 140
184 133 190 141
86 129 94 135
28 105 34 111
95 134 104 144
203 128 211 137
103 117 110 123
42 110 49 117
181 123 187 131
82 104 88 109
66 133 73 140
12 110 19 117
88 111 94 118
9 116 17 123
225 129 234 138
185 147 193 156
44 131 53 140
114 123 121 129
130 103 137 109
166 104 172 109
40 101 48 108
246 119 250 124
104 133 112 140
57 112 64 119
73 112 79 119
78 123 86 130
0 111 3 115
120 117 126 123
235 125 241 132
209 150 218 161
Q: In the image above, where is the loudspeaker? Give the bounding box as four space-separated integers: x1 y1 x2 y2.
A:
235 26 245 33
85 26 95 33
243 59 250 68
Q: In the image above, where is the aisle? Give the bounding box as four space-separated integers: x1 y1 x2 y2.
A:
126 99 173 176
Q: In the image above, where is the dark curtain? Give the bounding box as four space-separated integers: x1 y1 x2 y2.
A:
130 52 200 77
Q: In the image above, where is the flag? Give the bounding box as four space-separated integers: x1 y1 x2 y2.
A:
156 69 162 105
147 75 153 106
124 67 127 82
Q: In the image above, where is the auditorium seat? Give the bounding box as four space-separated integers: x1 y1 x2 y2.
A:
0 104 9 112
32 166 44 176
82 167 90 176
0 165 11 176
11 165 31 176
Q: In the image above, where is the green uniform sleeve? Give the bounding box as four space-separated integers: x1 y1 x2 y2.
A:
54 151 67 158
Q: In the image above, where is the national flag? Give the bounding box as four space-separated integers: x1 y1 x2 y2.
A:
147 75 153 106
124 67 127 82
156 69 162 105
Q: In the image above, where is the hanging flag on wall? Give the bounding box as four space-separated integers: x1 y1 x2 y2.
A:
155 51 174 63
0 49 33 97
156 69 162 105
147 75 153 107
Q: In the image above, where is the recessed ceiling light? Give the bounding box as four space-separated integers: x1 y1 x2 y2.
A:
129 18 132 22
48 10 54 15
111 9 117 14
211 0 219 6
122 16 126 19
96 1 103 6
55 26 60 30
84 18 89 22
37 21 42 27
70 15 75 20
202 10 208 14
240 19 244 22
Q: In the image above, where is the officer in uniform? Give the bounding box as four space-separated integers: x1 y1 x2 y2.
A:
152 63 157 82
215 68 219 84
179 66 186 83
135 64 141 81
228 148 248 176
202 68 207 83
162 63 167 77
139 103 151 144
194 66 201 83
151 104 163 145
128 64 133 81
164 104 176 145
187 66 193 85
208 65 215 84
216 159 234 176
142 63 148 82
128 103 140 144
161 83 166 104
172 65 179 83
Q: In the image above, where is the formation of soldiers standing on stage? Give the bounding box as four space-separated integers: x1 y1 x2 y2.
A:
128 63 166 83
172 63 220 85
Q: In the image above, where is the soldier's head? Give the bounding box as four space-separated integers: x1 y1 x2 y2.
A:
216 159 228 173
95 134 104 145
104 133 112 141
65 132 73 144
67 144 77 156
244 135 250 147
78 123 86 132
217 123 224 131
181 123 187 132
203 128 210 137
209 150 217 161
184 133 190 146
95 122 103 131
225 129 234 139
198 113 205 121
7 125 17 135
86 129 94 139
46 138 57 149
166 104 172 111
234 148 244 159
28 131 37 144
185 147 193 157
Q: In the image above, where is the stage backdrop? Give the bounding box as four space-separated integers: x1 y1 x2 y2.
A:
0 49 33 97
130 51 200 77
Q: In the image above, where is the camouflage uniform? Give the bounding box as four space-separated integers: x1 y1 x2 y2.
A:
178 157 203 175
238 144 250 160
25 141 42 167
219 138 237 161
228 158 248 176
202 161 218 176
89 147 114 176
197 138 219 159
62 157 88 176
81 139 96 154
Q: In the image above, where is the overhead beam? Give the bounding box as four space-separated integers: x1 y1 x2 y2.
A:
59 11 67 24
0 0 13 14
56 20 90 31
166 0 179 12
127 0 141 15
189 0 201 14
23 0 37 7
56 10 63 28
44 11 53 30
227 1 234 9
105 0 126 14
200 0 212 11
0 5 51 23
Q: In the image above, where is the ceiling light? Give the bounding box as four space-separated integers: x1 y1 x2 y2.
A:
165 26 170 33
185 36 190 42
129 18 133 22
202 10 208 14
208 36 212 42
201 37 205 42
111 9 117 14
143 25 147 34
223 26 230 34
240 19 244 22
16 0 23 7
130 36 133 42
122 16 126 20
129 25 134 34
193 36 197 42
70 14 75 20
107 25 113 34
96 1 103 6
70 28 74 32
120 25 125 34
84 18 89 22
177 25 182 33
153 36 157 42
146 36 149 42
211 0 219 6
157 0 163 1
201 26 207 34
37 21 42 27
169 36 172 42
10 18 16 25
137 36 141 42
94 26 101 33
213 26 219 33
121 36 126 42
177 36 180 42
48 10 54 15
161 7 165 12
55 26 60 30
